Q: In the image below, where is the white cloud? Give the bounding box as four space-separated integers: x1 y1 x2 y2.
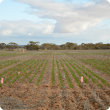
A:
2 30 12 35
0 0 3 4
28 33 32 35
83 2 95 7
0 20 55 36
13 0 110 33
107 0 110 4
42 25 55 34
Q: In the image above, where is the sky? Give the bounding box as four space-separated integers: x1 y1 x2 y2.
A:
0 0 110 45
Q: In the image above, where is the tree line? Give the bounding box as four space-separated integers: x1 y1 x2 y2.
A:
0 41 110 51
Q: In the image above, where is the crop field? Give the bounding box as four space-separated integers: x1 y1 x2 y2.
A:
0 50 110 110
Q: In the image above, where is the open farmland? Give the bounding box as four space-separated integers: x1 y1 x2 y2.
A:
0 50 110 110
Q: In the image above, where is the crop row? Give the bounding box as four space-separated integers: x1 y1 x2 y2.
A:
36 60 48 86
9 60 39 85
72 60 108 86
0 58 109 88
0 60 38 86
69 60 100 86
62 59 81 86
54 58 108 88
52 59 54 86
4 60 36 86
0 59 32 79
0 60 20 69
0 59 49 87
56 60 63 88
66 59 88 83
80 59 110 75
59 60 73 88
29 60 45 83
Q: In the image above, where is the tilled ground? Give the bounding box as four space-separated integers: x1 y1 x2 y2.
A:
0 50 110 110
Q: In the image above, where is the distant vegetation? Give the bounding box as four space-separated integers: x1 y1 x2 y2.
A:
0 41 110 51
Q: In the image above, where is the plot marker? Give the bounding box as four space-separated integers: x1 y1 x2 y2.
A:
81 76 83 82
18 71 20 74
1 78 3 84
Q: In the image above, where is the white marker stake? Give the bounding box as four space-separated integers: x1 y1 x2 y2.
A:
1 78 3 84
81 76 83 82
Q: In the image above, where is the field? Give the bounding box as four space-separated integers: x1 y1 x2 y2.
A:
0 50 110 110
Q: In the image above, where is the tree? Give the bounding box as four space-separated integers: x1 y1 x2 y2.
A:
0 43 6 49
51 44 60 50
60 44 66 50
95 42 103 49
40 43 60 50
81 43 85 49
41 43 51 50
6 42 18 51
25 41 40 50
65 42 78 50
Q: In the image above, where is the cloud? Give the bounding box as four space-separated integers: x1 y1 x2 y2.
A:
0 20 55 36
2 30 12 35
107 0 110 3
0 0 3 3
13 0 110 33
28 33 32 35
